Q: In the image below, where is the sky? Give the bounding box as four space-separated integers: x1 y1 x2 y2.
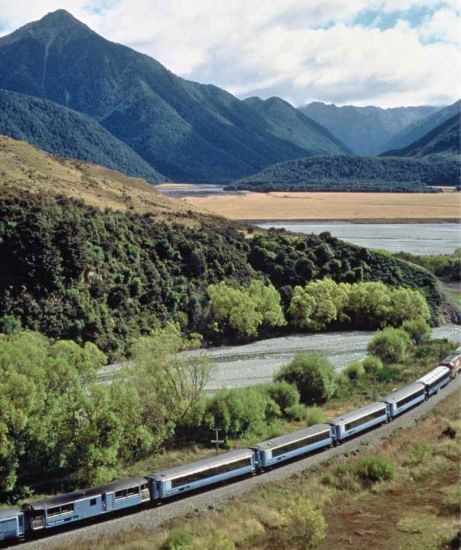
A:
0 0 459 108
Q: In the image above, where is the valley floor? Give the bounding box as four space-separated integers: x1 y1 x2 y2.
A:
181 190 461 222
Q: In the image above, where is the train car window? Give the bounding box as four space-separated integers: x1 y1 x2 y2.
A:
115 486 139 500
427 374 449 390
344 408 386 431
90 498 97 506
47 504 74 517
170 457 252 488
396 389 425 408
271 430 330 458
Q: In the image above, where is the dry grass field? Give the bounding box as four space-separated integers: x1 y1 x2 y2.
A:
183 190 461 222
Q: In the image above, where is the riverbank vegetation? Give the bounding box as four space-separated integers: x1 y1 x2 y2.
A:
393 248 461 282
0 191 450 358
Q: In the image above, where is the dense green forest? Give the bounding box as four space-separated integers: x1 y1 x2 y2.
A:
0 190 448 357
228 155 460 192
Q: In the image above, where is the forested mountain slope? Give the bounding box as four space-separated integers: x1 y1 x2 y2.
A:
384 100 460 152
0 10 345 182
382 114 460 158
0 189 448 357
244 97 349 155
299 102 438 155
229 155 460 192
0 89 165 184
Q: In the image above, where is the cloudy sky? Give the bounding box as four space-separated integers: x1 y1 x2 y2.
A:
0 0 459 107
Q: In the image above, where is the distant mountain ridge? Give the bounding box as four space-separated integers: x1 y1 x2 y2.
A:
383 100 460 153
382 114 460 158
0 89 165 184
243 97 350 155
299 101 439 155
0 10 348 183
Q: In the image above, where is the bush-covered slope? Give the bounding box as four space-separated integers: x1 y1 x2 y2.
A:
381 114 460 158
0 11 343 182
299 102 438 155
0 89 165 184
383 100 460 152
243 97 349 156
228 155 460 191
0 191 448 357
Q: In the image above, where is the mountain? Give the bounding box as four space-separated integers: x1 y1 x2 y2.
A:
0 89 165 184
382 114 460 158
0 135 190 216
243 96 350 155
228 155 460 192
299 102 439 155
0 10 345 183
383 100 460 152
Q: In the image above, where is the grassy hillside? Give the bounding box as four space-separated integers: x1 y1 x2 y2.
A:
0 10 344 183
299 101 438 155
0 136 190 218
382 114 460 158
228 155 460 192
244 97 349 155
0 89 165 184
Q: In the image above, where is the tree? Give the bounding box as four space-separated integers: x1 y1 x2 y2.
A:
401 319 431 344
367 327 411 363
387 288 431 326
275 353 336 405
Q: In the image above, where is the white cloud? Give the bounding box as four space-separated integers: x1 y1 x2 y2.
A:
0 0 459 107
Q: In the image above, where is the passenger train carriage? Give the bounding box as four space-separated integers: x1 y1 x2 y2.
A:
328 401 388 441
149 449 255 499
381 382 426 417
250 424 332 468
0 353 458 545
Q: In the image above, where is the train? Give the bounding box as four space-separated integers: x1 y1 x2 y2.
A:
1 349 460 544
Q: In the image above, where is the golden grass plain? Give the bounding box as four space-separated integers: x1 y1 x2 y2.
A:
183 190 461 222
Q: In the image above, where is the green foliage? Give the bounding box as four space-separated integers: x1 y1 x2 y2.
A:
275 353 336 405
281 497 327 549
344 361 366 382
229 154 460 191
208 280 286 338
354 457 395 484
197 387 281 441
401 319 432 344
264 382 300 415
161 530 194 550
0 193 445 355
394 248 461 282
289 279 431 332
305 406 326 426
285 404 307 421
362 356 384 376
368 327 411 363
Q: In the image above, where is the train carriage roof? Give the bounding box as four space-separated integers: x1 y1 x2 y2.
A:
0 507 22 520
250 424 331 451
381 382 425 404
149 448 254 481
417 366 450 385
28 476 148 511
328 401 387 426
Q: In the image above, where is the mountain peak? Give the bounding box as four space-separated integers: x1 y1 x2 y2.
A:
39 9 88 30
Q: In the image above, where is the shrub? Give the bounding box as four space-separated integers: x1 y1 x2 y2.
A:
367 327 411 363
285 403 307 421
265 381 300 414
344 361 365 382
162 530 194 550
355 457 395 484
305 406 326 426
362 356 383 376
281 497 327 549
275 353 336 405
401 319 431 344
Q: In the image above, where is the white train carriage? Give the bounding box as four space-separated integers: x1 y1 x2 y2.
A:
417 366 451 397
